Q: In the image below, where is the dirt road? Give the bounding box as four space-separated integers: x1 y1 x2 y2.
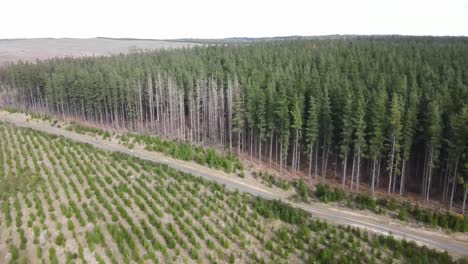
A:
1 111 467 257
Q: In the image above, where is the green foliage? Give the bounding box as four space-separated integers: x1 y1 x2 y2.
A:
68 122 110 138
125 133 243 174
296 178 310 201
229 252 235 264
253 171 291 190
55 233 65 246
189 248 199 260
314 184 345 203
251 198 305 225
388 197 398 211
49 248 59 264
398 206 409 221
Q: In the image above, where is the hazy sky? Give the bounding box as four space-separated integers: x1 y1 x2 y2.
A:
2 0 468 39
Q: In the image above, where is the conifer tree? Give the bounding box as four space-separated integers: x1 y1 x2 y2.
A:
274 83 290 173
351 86 366 193
291 98 303 176
232 88 245 156
368 78 387 195
256 88 267 164
340 84 354 190
399 81 419 195
424 101 442 203
306 95 319 180
387 93 402 195
319 85 333 179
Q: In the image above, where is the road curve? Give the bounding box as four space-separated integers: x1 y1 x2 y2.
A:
1 112 467 257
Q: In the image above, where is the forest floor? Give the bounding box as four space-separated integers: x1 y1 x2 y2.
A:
1 110 467 258
240 150 465 214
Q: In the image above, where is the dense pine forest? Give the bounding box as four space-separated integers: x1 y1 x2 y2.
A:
1 36 467 212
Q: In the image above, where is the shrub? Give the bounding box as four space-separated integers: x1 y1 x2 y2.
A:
189 248 199 260
55 233 65 246
229 253 235 264
398 206 408 221
388 197 398 211
252 198 305 225
297 178 309 201
68 220 75 231
315 184 345 203
49 248 59 264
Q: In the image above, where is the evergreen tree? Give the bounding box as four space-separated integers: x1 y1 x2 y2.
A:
291 98 303 177
399 81 419 195
232 88 245 156
368 78 387 195
351 85 366 193
424 101 442 203
340 83 354 190
274 83 290 173
319 85 333 179
306 95 319 180
387 93 402 195
256 88 267 163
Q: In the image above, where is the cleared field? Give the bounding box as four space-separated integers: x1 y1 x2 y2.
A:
0 122 461 264
0 38 199 65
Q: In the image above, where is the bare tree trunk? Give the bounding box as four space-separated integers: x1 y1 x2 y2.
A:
388 136 396 195
399 158 406 196
422 150 428 199
351 154 356 191
237 131 241 157
227 78 233 151
356 148 361 193
449 157 459 211
442 163 450 202
250 128 253 162
315 143 318 178
138 80 143 133
147 74 154 130
280 141 283 174
334 152 338 179
371 157 377 196
323 144 330 180
292 129 298 176
308 142 314 179
342 153 348 190
463 188 467 215
269 133 274 169
426 146 434 204
376 158 381 189
259 139 262 166
275 138 279 168
296 144 302 177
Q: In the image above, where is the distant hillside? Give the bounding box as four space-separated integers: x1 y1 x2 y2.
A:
0 38 200 65
170 35 352 44
171 34 468 44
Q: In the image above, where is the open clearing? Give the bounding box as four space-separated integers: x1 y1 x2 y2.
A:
0 38 199 65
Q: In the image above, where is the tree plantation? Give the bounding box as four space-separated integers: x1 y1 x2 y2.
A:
0 36 468 211
0 122 463 263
